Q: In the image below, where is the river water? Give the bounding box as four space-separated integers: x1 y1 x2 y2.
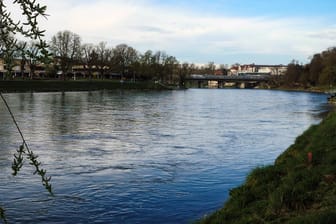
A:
0 89 329 223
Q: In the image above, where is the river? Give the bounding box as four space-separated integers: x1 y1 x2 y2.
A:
0 89 329 223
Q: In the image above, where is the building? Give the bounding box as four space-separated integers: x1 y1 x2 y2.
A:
229 65 239 76
0 58 24 79
255 65 287 76
0 57 49 79
229 64 287 76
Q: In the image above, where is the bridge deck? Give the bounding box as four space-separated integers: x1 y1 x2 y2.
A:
185 74 271 82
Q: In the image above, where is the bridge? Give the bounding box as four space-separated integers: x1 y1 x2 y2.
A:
183 74 272 88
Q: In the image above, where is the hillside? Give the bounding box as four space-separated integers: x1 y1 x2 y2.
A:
200 112 336 223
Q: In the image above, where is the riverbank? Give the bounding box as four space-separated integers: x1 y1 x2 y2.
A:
0 80 332 94
272 85 333 94
199 111 336 223
0 80 172 92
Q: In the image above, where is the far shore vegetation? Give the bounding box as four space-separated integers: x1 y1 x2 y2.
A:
277 47 336 92
1 31 336 92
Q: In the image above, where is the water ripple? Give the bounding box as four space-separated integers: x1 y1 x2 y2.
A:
0 89 328 224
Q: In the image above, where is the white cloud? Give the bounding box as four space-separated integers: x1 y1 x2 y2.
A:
12 0 336 64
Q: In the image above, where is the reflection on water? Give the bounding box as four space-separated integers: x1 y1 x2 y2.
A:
0 89 329 223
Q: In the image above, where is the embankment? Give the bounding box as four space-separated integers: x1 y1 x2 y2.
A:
200 111 336 223
0 80 168 92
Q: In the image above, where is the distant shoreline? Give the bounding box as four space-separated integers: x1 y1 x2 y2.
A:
0 80 332 94
0 80 171 93
272 85 331 94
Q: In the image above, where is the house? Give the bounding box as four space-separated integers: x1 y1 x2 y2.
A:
239 64 257 73
229 64 287 76
255 65 287 76
229 65 239 76
0 57 48 79
0 58 24 78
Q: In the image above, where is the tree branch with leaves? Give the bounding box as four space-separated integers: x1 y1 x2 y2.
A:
0 0 50 78
0 1 52 222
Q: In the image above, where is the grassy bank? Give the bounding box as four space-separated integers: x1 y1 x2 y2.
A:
0 80 169 92
200 112 336 223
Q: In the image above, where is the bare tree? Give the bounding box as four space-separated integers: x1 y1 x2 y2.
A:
153 51 167 81
96 42 113 79
81 43 97 79
49 30 81 79
164 55 178 84
113 44 138 79
138 50 155 80
26 41 47 78
206 61 216 75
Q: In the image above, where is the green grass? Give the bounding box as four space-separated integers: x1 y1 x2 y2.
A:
199 112 336 224
0 80 169 92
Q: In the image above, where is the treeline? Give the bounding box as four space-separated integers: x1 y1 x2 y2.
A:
2 30 220 84
282 47 336 88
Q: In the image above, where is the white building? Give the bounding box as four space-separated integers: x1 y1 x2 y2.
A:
229 64 287 76
256 65 287 75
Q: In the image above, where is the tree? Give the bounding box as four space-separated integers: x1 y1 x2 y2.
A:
152 50 167 81
95 42 113 79
49 30 81 79
206 61 216 75
319 66 336 86
0 1 52 222
178 63 192 86
124 46 138 80
0 0 49 78
138 50 155 80
320 48 336 86
112 44 138 79
1 35 17 79
26 41 48 78
309 53 323 86
284 60 304 86
164 55 179 84
81 43 97 79
16 41 28 78
0 1 47 40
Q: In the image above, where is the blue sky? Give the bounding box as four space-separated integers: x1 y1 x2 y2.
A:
14 0 336 65
162 0 336 18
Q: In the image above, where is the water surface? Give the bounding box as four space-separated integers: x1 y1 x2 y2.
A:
0 89 329 223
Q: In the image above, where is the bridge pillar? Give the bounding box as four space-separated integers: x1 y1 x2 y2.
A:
239 82 245 89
